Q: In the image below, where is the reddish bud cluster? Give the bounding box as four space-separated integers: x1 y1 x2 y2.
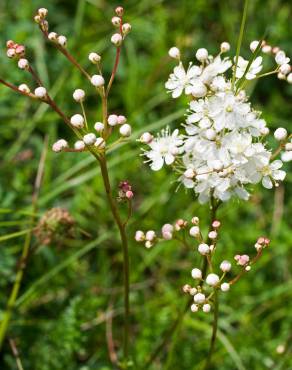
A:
118 181 134 200
6 40 26 59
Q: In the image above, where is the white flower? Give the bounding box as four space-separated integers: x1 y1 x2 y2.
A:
165 62 201 98
261 160 286 189
143 127 183 171
279 64 291 75
275 51 290 65
220 42 230 53
250 40 260 52
235 56 263 80
199 56 232 84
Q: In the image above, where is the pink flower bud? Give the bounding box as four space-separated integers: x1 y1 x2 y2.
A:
212 220 221 228
125 190 133 199
115 6 124 16
234 254 250 266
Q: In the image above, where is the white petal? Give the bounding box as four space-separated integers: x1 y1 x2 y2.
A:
262 176 273 189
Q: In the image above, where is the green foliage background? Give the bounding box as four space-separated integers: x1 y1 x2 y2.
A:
0 0 291 369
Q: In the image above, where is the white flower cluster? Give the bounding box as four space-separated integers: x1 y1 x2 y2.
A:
141 42 290 203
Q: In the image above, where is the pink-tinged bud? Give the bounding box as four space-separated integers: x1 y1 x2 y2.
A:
125 190 134 199
111 33 123 47
220 260 231 272
162 224 174 234
38 8 48 18
115 6 124 16
234 254 250 266
7 49 16 58
272 46 280 54
264 238 270 245
6 40 15 48
117 115 127 124
122 23 131 35
145 230 156 242
257 237 265 245
52 139 68 153
108 114 118 126
208 230 217 239
212 220 221 228
162 231 173 240
182 284 191 293
15 45 25 55
140 132 153 144
184 168 195 179
18 58 29 70
112 16 121 27
135 230 145 242
191 216 199 225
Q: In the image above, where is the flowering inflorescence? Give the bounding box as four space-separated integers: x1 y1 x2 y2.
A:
139 41 291 204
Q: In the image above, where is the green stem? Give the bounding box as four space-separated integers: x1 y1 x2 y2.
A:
203 290 219 370
231 0 249 90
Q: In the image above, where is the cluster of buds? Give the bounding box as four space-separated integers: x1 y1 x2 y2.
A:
118 181 134 201
110 6 132 47
6 40 25 59
34 7 49 32
135 230 157 249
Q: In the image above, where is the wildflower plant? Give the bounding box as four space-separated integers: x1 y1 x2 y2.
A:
0 6 133 368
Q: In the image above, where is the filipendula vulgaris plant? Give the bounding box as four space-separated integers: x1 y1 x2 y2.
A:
0 6 133 368
136 2 291 369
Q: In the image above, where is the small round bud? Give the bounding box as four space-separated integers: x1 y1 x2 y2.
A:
112 16 121 27
34 86 47 99
191 304 199 312
119 123 132 137
162 224 174 233
277 72 286 80
73 89 85 102
48 32 58 41
274 127 287 141
191 216 199 225
221 282 230 292
191 82 207 98
195 48 208 62
287 73 292 84
285 143 292 151
208 231 217 239
184 168 196 179
162 231 173 240
115 6 124 16
191 268 202 279
18 58 29 70
117 115 127 124
74 140 85 151
189 288 197 296
89 52 101 64
140 132 153 144
250 40 259 52
122 23 131 35
18 84 30 93
206 273 220 287
108 114 118 126
34 15 41 23
276 344 285 354
145 240 153 249
7 48 16 58
245 265 251 271
189 226 200 237
220 42 230 53
168 47 180 59
202 304 211 313
94 137 106 149
183 284 191 293
260 127 270 136
52 139 68 152
198 243 210 255
279 64 291 75
212 220 221 228
135 230 145 242
70 114 84 128
145 230 156 242
262 45 272 54
193 293 205 304
38 8 48 17
275 50 289 65
91 74 105 87
57 35 67 47
220 260 231 272
282 151 292 162
83 133 96 145
94 122 104 132
111 33 123 46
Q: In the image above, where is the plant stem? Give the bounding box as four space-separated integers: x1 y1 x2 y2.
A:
98 155 130 366
203 290 219 370
0 137 48 350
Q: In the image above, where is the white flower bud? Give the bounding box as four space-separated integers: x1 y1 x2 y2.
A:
202 304 211 313
168 47 180 59
135 230 145 242
94 122 104 132
115 6 124 16
52 139 68 152
281 151 292 162
206 273 220 287
111 16 121 27
191 268 202 279
73 89 85 102
279 64 291 75
107 114 118 126
195 48 208 62
34 15 41 23
111 33 123 46
208 231 217 239
119 123 132 137
91 74 105 87
57 35 67 47
140 132 153 144
260 127 270 136
193 293 205 304
162 231 173 240
189 288 197 295
117 115 127 124
205 128 216 140
262 45 272 54
145 240 153 249
250 40 259 52
18 84 30 93
274 127 287 141
277 72 286 80
191 304 199 312
38 8 48 17
198 243 210 255
191 217 199 225
184 168 196 179
7 48 16 58
191 82 207 98
94 137 105 149
221 282 230 292
189 226 200 238
89 52 101 64
34 87 47 99
122 23 131 35
145 230 156 242
162 224 174 233
83 133 96 145
48 32 58 41
70 114 84 128
287 73 292 84
220 260 231 272
220 42 230 53
285 143 292 151
18 58 29 70
74 140 85 150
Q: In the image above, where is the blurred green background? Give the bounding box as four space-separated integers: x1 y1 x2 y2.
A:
0 0 291 369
